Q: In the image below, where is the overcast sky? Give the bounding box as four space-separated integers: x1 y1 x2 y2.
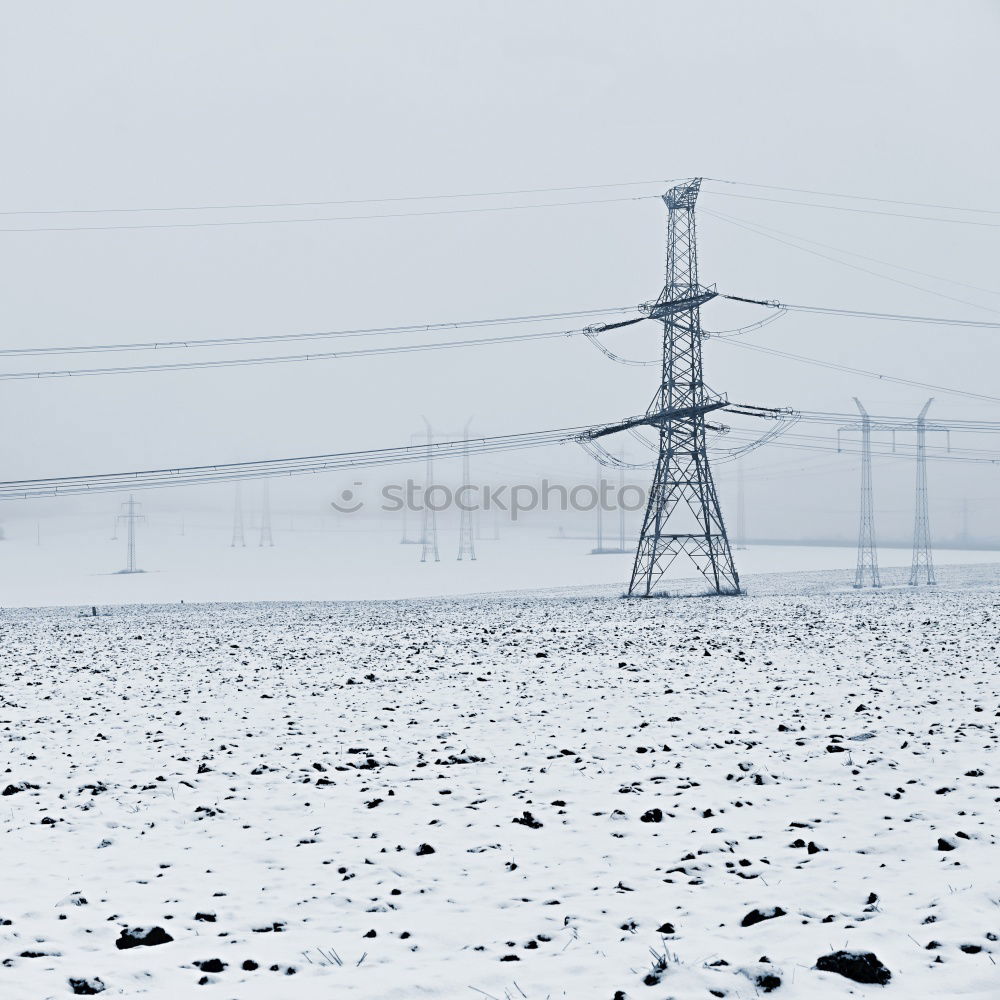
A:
1 1 998 541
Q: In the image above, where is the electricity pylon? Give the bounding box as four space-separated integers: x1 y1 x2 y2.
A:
117 495 145 574
231 484 246 547
401 429 427 545
618 459 626 552
909 398 936 586
259 480 274 547
628 178 739 597
420 418 440 563
595 463 604 552
457 419 476 561
735 460 747 550
850 398 881 588
840 398 947 589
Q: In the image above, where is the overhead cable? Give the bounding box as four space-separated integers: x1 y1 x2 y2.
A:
0 305 638 359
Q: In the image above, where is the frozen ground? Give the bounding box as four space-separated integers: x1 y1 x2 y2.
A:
1 564 998 999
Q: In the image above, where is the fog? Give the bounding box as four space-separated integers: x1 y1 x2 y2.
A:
2 1 998 568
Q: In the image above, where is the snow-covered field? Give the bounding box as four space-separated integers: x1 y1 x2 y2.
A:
2 564 998 998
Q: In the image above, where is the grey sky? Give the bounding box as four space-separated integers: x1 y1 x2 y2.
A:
1 1 998 542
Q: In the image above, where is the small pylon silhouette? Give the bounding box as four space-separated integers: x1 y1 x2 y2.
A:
231 484 246 547
420 418 440 563
117 495 145 573
851 398 881 589
909 398 936 586
259 481 274 547
457 420 476 561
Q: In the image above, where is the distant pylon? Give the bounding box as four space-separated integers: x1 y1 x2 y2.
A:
595 462 604 552
852 398 881 589
618 455 626 552
401 501 412 544
960 498 969 546
420 418 440 563
457 420 476 561
401 430 422 544
628 178 739 597
117 495 145 573
259 480 274 547
909 398 936 586
231 484 246 547
735 460 747 550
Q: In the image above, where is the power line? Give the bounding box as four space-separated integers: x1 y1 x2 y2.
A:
4 406 996 501
703 208 1000 314
704 177 1000 217
0 317 646 381
6 174 996 223
0 179 680 218
725 426 992 457
0 193 658 235
0 424 603 499
704 188 1000 229
714 431 1000 466
716 339 1000 403
0 305 637 358
721 294 1000 329
788 409 1000 433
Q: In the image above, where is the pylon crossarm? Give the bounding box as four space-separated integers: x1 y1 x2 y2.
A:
582 401 728 442
640 287 718 320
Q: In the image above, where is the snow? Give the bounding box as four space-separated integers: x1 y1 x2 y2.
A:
1 562 997 998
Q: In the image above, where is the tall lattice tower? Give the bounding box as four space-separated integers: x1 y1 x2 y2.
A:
735 460 747 550
628 178 739 597
457 420 476 561
617 456 626 552
231 484 246 547
420 418 440 563
594 462 604 552
909 398 936 586
851 398 881 588
259 480 274 547
117 495 145 574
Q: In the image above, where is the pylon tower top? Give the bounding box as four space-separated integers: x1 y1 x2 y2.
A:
627 178 740 597
662 177 702 210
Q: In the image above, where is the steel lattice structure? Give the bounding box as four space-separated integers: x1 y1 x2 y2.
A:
420 418 440 563
909 398 936 586
231 483 246 547
850 398 881 589
259 480 274 547
840 397 946 589
457 420 476 562
117 494 145 574
627 179 740 597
